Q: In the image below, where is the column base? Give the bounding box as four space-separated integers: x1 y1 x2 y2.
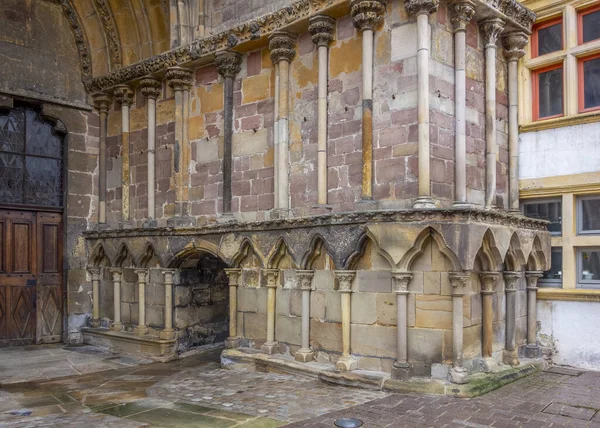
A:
448 366 469 384
481 357 499 373
391 362 412 380
159 328 176 340
225 336 241 349
524 344 540 359
503 349 520 367
295 348 314 362
335 355 357 372
134 325 149 336
90 319 101 328
452 201 477 209
413 196 436 209
355 199 378 211
110 322 123 332
261 341 279 355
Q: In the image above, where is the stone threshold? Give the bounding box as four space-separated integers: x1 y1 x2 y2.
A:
221 348 545 398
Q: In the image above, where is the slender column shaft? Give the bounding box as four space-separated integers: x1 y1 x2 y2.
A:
334 270 357 371
182 88 190 212
224 268 242 348
417 13 431 202
525 271 542 357
274 64 280 209
134 269 149 336
114 85 134 222
504 271 520 365
341 291 351 356
318 45 329 204
93 94 111 224
223 76 234 213
140 78 162 220
295 270 315 362
278 60 290 210
174 88 184 213
361 28 374 200
448 272 469 384
89 268 101 327
301 288 310 348
160 269 176 339
479 272 500 370
261 269 280 354
110 269 123 331
391 271 412 380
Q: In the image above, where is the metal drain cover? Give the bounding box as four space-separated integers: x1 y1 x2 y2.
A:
542 403 597 421
334 418 364 427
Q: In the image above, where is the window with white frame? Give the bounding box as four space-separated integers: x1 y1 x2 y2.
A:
540 247 563 287
577 248 600 288
577 195 600 234
521 198 562 235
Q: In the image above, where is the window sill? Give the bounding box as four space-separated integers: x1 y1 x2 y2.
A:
537 287 600 302
520 110 600 132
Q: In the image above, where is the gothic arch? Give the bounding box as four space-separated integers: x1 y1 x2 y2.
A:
504 232 526 271
397 227 461 272
231 239 264 268
267 237 297 269
113 242 136 267
474 229 503 272
302 234 336 270
90 243 111 267
167 240 228 268
137 242 162 268
346 232 394 271
527 235 546 271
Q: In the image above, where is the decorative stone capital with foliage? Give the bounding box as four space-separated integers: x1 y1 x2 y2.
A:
334 270 356 293
114 84 134 107
215 51 242 79
88 267 101 281
92 92 112 113
224 268 242 286
449 271 470 295
134 268 148 284
391 271 412 294
269 31 296 64
480 18 505 48
404 0 439 17
351 0 387 31
263 269 280 288
502 31 528 61
162 269 176 284
140 77 162 99
525 271 543 290
165 66 193 91
479 271 500 294
450 0 475 32
296 270 315 291
309 14 336 47
503 271 522 292
110 268 123 281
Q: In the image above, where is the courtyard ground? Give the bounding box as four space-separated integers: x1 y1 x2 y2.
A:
0 345 599 427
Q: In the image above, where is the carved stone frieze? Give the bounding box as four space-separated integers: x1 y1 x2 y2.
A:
114 85 134 106
269 31 297 64
92 93 112 113
215 51 243 78
165 66 193 92
480 18 505 47
450 0 475 32
497 0 536 33
350 0 387 31
54 0 92 83
503 31 528 61
309 15 336 47
140 78 162 99
93 0 122 69
404 0 439 17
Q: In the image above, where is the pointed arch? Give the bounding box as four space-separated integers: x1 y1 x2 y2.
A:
346 231 394 271
232 238 264 268
504 232 526 271
267 237 297 269
527 235 546 271
474 229 503 272
302 234 336 270
90 243 111 267
167 240 228 268
398 227 461 272
137 242 162 268
113 242 136 267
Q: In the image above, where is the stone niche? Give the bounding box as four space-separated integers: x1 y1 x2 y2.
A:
174 255 230 352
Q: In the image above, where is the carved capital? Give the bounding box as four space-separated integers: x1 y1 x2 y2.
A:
269 31 297 64
263 269 280 288
92 93 112 113
449 271 470 295
215 51 242 79
135 268 148 284
480 18 505 47
296 270 315 291
140 77 162 99
162 269 176 285
503 271 522 292
114 84 134 107
502 31 528 61
110 268 123 281
404 0 439 17
525 271 543 290
309 15 336 47
350 0 386 32
165 66 193 91
334 270 356 293
88 267 101 281
479 271 500 294
224 268 242 286
391 271 412 294
450 0 475 32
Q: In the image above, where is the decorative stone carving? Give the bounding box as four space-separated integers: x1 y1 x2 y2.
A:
309 15 336 47
450 0 475 32
53 0 92 83
93 0 122 69
449 271 470 295
391 271 412 294
480 18 505 47
479 271 500 293
215 51 243 78
224 268 242 286
263 269 280 288
497 0 536 32
296 270 315 290
92 93 112 113
114 85 134 106
503 31 529 61
140 78 162 99
165 66 193 91
404 0 439 17
525 271 543 290
334 270 356 293
269 31 297 64
350 0 386 31
503 271 522 291
88 267 101 280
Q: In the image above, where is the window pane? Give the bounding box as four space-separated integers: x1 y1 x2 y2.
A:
541 248 562 285
0 153 24 204
583 57 600 110
523 200 562 234
24 157 62 207
581 198 600 232
538 23 562 55
0 109 25 153
583 10 600 43
26 110 62 158
580 250 600 282
538 67 563 118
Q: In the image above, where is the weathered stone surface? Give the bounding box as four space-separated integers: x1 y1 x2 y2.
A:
351 292 377 325
351 324 396 359
357 271 392 293
415 295 453 329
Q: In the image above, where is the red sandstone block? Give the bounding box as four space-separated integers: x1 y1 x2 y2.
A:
342 88 360 106
240 195 258 211
344 151 362 166
373 183 392 200
395 181 418 199
191 200 216 216
298 32 314 55
432 182 453 200
196 65 218 85
241 115 262 131
258 193 274 211
235 103 258 120
337 16 354 40
328 79 343 94
232 180 251 196
375 157 405 184
374 146 392 161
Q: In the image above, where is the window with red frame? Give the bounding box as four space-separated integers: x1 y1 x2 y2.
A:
579 4 600 44
579 53 600 112
533 63 564 120
532 17 563 57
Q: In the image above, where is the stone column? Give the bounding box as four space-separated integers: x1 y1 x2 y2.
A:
525 271 543 358
503 271 521 366
503 33 528 212
406 0 439 209
448 271 469 384
224 268 242 348
261 269 280 354
450 1 475 207
334 270 357 371
110 268 123 331
215 51 243 216
88 267 101 327
165 66 193 221
391 271 412 380
114 85 135 222
269 32 296 214
480 19 505 209
160 269 176 339
309 15 335 206
92 93 111 224
479 271 500 371
134 269 149 336
140 78 162 221
350 0 386 202
295 270 315 362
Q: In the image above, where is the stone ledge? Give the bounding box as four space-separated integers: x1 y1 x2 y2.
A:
221 348 544 398
82 328 177 362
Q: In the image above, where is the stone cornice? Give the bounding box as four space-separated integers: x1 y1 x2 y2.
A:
83 208 549 240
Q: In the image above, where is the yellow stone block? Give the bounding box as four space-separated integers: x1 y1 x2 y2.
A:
107 111 120 137
264 147 274 167
376 29 391 64
130 107 148 132
261 48 272 71
415 295 452 329
157 99 175 125
242 74 271 104
292 55 317 89
329 36 362 78
188 115 205 141
198 83 224 113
